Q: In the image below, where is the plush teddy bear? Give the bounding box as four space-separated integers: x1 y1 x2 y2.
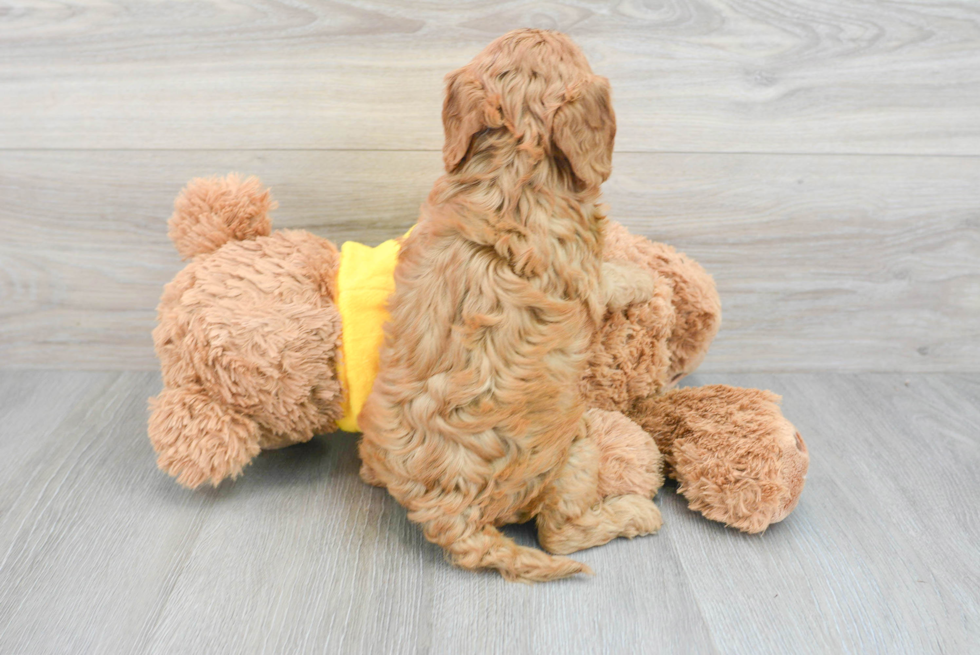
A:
149 174 808 534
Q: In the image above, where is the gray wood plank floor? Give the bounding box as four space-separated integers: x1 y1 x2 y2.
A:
0 371 976 654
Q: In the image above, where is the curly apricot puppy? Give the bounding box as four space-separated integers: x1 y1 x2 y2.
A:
359 30 664 582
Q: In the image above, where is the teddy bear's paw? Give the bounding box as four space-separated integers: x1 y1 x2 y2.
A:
671 429 809 534
635 385 809 532
148 387 262 488
667 387 808 533
600 259 658 311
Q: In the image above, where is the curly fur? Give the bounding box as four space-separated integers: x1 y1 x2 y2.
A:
149 171 806 540
359 30 664 582
589 409 664 499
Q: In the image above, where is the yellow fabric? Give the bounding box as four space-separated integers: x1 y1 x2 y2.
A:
335 232 408 432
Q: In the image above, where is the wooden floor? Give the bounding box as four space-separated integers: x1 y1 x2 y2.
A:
0 371 976 653
2 1 980 653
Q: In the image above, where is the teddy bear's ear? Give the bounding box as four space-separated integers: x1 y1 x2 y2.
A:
442 66 499 173
551 74 616 189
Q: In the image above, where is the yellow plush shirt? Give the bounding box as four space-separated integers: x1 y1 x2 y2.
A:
334 232 408 432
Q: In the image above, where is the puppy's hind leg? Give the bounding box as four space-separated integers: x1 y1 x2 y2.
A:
359 461 386 488
536 411 663 556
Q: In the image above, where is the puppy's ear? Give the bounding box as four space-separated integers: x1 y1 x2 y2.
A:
552 75 616 189
442 67 499 172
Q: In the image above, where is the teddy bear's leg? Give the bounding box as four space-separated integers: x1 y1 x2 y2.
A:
630 385 809 533
535 409 664 556
148 386 262 488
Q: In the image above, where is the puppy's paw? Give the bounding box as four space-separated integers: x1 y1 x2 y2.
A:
359 462 386 488
614 494 664 539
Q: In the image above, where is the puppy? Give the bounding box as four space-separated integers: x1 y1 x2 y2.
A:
359 29 662 582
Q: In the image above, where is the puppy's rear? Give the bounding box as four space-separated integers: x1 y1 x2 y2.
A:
359 29 617 582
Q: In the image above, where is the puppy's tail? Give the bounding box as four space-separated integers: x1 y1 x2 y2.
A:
168 174 275 259
423 514 592 583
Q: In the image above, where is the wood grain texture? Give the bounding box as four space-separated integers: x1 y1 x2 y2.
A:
0 372 220 654
2 149 977 371
2 0 980 154
0 371 976 653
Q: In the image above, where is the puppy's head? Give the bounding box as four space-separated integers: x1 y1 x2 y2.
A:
442 29 616 190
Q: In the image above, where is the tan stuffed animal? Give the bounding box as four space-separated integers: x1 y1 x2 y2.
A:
149 174 808 534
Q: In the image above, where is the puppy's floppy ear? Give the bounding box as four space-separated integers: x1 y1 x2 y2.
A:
442 67 500 172
552 75 616 189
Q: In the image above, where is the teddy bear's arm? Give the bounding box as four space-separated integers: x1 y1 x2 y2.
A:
600 259 657 311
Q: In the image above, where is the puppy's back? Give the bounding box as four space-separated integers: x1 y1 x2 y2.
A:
359 211 599 581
